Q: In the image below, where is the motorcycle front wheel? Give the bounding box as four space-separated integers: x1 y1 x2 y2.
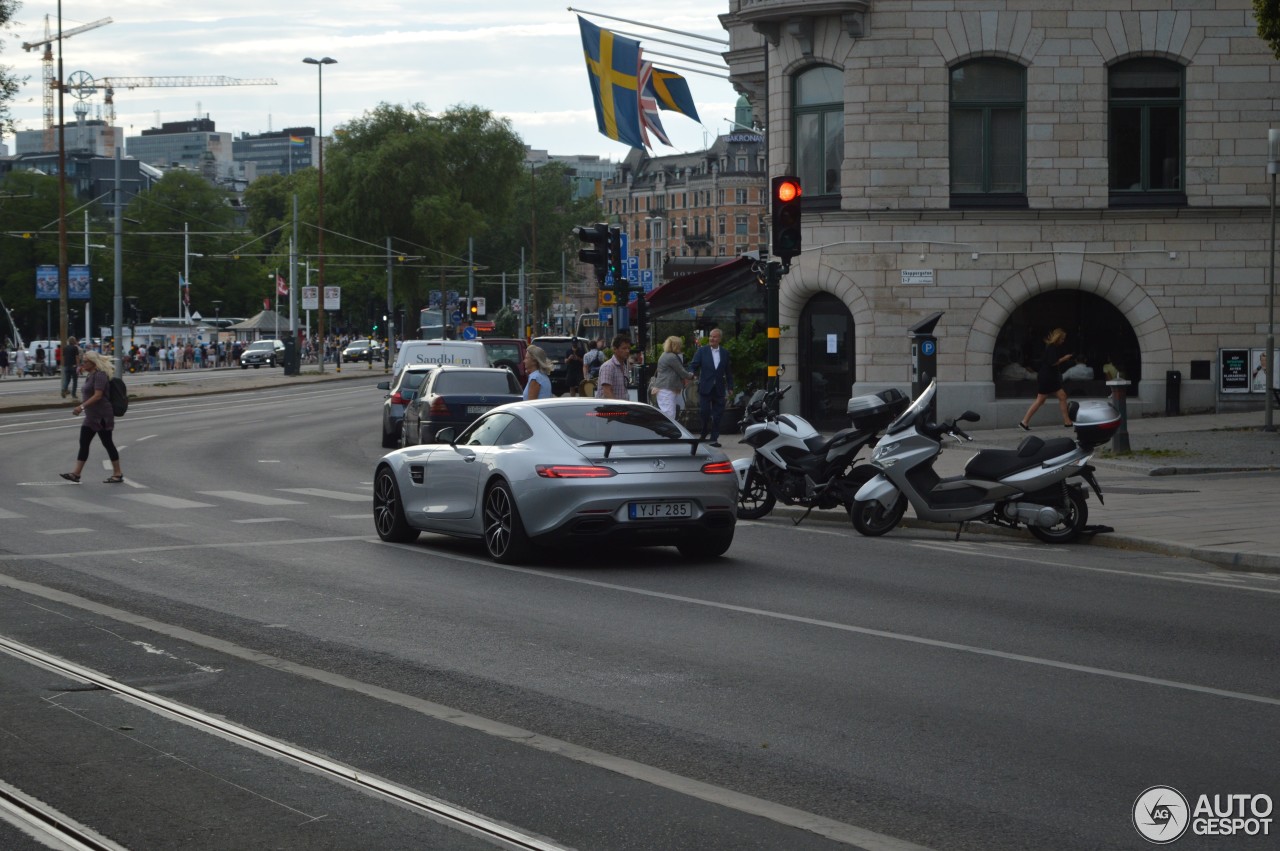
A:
736 467 776 520
850 494 907 536
1028 486 1089 544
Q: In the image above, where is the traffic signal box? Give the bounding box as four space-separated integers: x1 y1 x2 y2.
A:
771 176 802 267
468 300 479 320
606 225 624 285
575 223 611 285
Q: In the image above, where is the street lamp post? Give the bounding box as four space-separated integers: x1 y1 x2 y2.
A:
303 56 337 373
1266 129 1279 432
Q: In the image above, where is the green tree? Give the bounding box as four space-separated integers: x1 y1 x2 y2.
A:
0 1 23 136
1256 0 1280 58
0 171 75 340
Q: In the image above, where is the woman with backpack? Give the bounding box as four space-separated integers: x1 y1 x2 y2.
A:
61 351 125 484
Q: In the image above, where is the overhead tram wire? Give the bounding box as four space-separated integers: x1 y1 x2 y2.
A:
567 6 730 45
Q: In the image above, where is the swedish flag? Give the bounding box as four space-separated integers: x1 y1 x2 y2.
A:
578 16 644 150
648 67 701 123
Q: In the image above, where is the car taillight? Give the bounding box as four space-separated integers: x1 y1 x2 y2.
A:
535 465 617 478
389 392 407 406
701 461 735 475
429 398 450 417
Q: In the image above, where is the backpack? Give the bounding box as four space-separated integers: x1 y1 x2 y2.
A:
108 376 129 417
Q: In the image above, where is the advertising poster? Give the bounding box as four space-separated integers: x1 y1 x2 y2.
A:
69 265 90 300
301 286 319 310
323 286 341 310
35 265 58 300
1219 348 1250 393
1249 347 1279 393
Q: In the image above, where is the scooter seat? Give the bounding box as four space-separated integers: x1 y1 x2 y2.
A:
964 436 1077 481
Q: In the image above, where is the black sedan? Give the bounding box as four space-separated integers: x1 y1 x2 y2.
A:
376 364 438 448
342 338 384 362
400 366 522 446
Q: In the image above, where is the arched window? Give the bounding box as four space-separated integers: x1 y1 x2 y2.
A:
950 59 1026 205
793 66 843 196
1109 58 1184 205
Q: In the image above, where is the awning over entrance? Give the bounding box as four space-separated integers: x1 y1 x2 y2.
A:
630 256 757 319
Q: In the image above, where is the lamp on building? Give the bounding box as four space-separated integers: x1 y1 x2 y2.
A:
1266 129 1279 432
303 56 337 373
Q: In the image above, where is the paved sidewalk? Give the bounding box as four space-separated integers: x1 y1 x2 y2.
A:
4 370 1278 572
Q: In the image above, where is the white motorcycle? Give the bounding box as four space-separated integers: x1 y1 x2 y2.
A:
850 380 1119 543
733 384 908 523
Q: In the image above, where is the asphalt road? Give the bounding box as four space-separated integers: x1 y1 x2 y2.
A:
0 377 1275 850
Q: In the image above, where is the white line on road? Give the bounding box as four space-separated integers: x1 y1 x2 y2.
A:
278 488 370 502
0 536 367 562
198 491 306 506
115 493 215 509
231 518 291 524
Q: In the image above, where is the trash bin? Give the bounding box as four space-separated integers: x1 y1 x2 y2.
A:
1165 369 1181 416
282 337 299 376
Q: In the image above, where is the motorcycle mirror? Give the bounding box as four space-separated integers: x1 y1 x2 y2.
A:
959 411 981 423
776 365 786 378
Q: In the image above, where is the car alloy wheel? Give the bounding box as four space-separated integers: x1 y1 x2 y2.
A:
483 482 531 563
373 466 419 543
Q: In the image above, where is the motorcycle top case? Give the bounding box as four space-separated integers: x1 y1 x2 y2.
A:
847 388 910 432
1071 401 1122 448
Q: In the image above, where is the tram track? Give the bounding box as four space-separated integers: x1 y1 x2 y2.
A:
0 635 568 851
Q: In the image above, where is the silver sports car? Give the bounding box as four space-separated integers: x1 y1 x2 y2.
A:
373 398 738 563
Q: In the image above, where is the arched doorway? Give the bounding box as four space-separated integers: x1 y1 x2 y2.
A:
799 293 854 430
992 290 1141 398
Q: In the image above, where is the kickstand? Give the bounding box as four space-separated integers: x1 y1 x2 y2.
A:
954 522 966 541
793 507 815 526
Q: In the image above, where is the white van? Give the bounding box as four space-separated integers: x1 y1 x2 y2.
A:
24 340 62 375
391 339 488 378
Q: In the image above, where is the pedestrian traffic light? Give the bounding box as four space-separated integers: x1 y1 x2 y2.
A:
607 225 624 284
771 175 803 266
575 222 610 285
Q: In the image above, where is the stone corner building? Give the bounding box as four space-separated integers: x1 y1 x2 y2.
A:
721 0 1278 429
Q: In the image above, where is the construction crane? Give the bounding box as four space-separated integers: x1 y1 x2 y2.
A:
64 74 279 124
21 15 113 151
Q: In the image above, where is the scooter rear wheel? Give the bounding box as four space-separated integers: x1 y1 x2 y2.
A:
850 494 907 537
1028 486 1088 544
736 468 776 520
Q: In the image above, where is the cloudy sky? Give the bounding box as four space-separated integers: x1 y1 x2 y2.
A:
1 1 741 161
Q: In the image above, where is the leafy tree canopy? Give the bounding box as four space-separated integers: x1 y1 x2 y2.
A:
0 1 23 136
1255 0 1280 58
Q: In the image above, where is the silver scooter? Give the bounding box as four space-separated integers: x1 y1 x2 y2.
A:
850 380 1117 543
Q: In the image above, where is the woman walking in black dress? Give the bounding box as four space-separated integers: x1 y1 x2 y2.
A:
1018 327 1075 430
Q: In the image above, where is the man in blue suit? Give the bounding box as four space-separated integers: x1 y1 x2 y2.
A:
689 328 733 446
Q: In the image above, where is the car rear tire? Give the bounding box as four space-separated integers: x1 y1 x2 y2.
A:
240 364 247 370
373 466 419 543
483 481 531 564
677 527 734 558
381 428 398 449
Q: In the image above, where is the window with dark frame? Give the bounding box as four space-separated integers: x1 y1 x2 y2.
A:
793 65 844 196
1108 58 1185 204
949 59 1026 206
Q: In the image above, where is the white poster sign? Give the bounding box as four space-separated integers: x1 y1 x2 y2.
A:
302 286 319 310
323 286 341 310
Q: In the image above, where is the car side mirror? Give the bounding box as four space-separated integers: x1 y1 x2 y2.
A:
436 427 458 445
376 381 390 391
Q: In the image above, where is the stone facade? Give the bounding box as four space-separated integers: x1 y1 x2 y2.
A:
721 0 1280 425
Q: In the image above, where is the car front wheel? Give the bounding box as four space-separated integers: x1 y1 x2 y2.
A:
373 466 419 543
483 481 531 564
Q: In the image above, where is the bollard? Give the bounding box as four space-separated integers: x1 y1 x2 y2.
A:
1107 379 1131 453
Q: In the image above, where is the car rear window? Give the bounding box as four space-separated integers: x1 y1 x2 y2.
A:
542 403 682 442
398 370 431 392
432 371 521 395
485 344 521 364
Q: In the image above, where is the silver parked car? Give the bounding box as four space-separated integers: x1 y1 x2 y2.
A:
372 398 738 563
376 364 438 448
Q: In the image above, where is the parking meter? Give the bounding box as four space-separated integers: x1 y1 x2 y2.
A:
908 312 943 419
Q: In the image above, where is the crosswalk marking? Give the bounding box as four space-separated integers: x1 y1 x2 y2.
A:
24 497 120 513
0 509 23 519
278 488 370 502
129 523 190 529
330 514 368 520
115 493 215 510
232 518 290 524
199 491 305 506
42 527 93 534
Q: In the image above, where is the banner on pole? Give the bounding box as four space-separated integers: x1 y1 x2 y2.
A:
302 286 319 310
323 286 341 310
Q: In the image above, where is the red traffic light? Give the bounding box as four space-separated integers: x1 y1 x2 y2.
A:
775 179 801 203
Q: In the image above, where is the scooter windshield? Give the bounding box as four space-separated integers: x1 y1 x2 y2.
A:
885 379 936 435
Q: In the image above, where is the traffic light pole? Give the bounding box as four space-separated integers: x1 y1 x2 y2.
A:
767 261 782 392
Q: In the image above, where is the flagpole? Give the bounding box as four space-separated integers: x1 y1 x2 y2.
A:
568 7 729 44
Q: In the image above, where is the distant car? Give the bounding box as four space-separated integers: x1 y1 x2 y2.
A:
376 364 437 449
372 398 738 563
239 339 285 368
400 366 522 446
479 337 528 385
342 338 384 363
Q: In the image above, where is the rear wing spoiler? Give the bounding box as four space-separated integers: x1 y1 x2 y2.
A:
579 438 705 458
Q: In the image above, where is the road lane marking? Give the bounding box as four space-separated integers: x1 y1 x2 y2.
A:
278 488 369 502
199 491 306 506
330 514 368 520
232 518 290 524
0 536 367 562
41 528 93 534
128 523 189 529
381 542 1280 709
0 570 935 851
0 509 23 519
24 497 120 513
114 493 215 509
